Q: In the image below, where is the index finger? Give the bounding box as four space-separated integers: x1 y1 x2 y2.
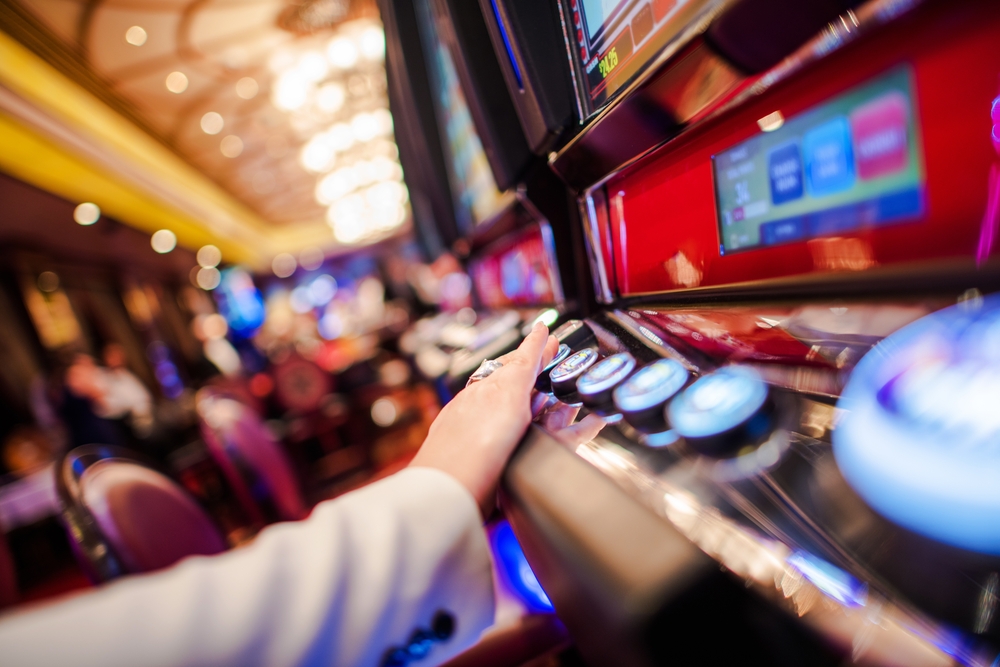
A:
494 322 551 381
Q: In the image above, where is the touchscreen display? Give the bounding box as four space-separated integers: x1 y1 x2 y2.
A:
713 68 925 254
567 0 707 112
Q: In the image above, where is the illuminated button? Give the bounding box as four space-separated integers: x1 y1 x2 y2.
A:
535 344 572 394
834 297 1000 555
669 366 771 457
578 353 637 417
550 348 599 406
552 319 596 351
613 359 689 434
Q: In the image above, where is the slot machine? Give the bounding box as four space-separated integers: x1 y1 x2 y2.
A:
380 0 578 398
456 0 1000 664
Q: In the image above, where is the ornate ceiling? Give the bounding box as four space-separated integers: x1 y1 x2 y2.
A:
2 0 408 260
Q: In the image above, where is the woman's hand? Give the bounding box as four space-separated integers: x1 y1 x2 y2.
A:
412 322 605 517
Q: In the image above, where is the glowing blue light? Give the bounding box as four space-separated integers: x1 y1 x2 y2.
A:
787 551 867 607
308 275 337 306
491 520 553 613
834 296 1000 554
614 359 689 413
215 268 265 338
669 366 767 438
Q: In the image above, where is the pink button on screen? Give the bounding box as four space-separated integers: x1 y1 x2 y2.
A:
850 91 910 180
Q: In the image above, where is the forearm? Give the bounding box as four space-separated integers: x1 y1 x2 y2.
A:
0 468 495 667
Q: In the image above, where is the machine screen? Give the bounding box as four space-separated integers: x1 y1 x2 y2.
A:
416 0 505 232
713 68 925 254
567 0 705 112
468 224 561 308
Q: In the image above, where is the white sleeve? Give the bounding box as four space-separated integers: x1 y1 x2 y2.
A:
0 467 495 667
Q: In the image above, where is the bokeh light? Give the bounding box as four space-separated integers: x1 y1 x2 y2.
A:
197 266 221 290
201 112 224 135
150 229 177 254
299 246 324 271
235 77 259 100
165 71 189 93
272 253 297 278
370 397 398 426
197 244 222 268
73 202 100 225
220 135 244 158
125 26 147 46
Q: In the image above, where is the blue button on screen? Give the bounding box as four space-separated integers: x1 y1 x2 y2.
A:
768 142 803 205
804 116 855 196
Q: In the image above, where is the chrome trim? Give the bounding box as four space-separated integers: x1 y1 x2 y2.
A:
571 434 993 666
580 190 614 304
555 0 586 125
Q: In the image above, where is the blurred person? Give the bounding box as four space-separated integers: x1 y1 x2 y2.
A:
55 352 123 448
93 343 154 439
0 324 604 666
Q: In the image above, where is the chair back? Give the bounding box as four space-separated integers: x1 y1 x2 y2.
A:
0 530 17 609
57 445 226 581
197 389 306 525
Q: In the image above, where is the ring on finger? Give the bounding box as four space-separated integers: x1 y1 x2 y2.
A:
466 359 504 388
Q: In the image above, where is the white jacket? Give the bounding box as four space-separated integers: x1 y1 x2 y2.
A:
0 467 495 667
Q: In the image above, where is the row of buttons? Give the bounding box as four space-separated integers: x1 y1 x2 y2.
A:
542 321 774 457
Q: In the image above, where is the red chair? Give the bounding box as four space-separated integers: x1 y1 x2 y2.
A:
0 530 18 609
197 389 307 526
57 445 227 582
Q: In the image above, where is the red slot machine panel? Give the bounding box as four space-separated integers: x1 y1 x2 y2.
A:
606 0 1000 296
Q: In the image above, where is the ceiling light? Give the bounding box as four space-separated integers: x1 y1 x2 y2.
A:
315 169 354 204
151 229 177 254
316 83 345 113
371 108 394 136
299 246 324 270
201 112 224 135
272 253 297 278
125 26 147 46
235 77 259 99
220 135 244 158
197 244 222 268
165 71 188 93
350 112 379 142
298 51 329 82
326 123 354 151
197 267 221 290
272 72 311 111
73 202 100 225
300 138 336 173
326 37 358 69
359 27 385 61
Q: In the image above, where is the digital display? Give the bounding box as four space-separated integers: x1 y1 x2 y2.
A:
713 68 925 254
468 224 561 308
415 0 505 231
567 0 707 112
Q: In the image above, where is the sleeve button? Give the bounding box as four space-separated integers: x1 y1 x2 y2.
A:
432 610 455 641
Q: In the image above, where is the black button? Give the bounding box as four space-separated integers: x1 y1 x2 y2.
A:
432 610 455 640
